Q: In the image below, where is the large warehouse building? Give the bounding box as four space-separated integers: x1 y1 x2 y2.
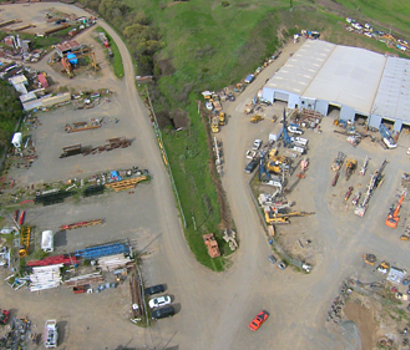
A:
262 40 410 131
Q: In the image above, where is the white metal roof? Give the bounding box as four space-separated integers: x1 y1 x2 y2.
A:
372 57 410 121
303 45 386 115
9 74 27 86
265 40 335 95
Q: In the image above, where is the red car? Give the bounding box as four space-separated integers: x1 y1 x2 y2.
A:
248 310 269 331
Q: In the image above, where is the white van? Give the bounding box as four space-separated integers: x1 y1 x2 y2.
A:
41 230 54 253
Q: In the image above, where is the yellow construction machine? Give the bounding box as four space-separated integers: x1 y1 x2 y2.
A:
266 156 290 173
345 159 357 180
218 112 225 126
363 254 376 266
377 261 390 273
264 213 290 225
211 117 220 133
265 211 313 224
250 114 264 123
269 148 278 158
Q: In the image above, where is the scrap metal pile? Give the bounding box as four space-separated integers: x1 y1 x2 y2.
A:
60 137 131 158
64 119 102 133
0 316 33 350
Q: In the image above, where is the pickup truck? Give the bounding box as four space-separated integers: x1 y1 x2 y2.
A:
245 158 259 174
382 137 397 149
292 145 305 154
291 136 308 147
288 126 303 135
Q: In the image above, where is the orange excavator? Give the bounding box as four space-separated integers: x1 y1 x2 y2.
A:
385 192 406 228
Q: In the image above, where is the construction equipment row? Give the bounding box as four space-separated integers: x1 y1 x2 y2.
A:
104 175 147 192
60 137 131 158
60 219 103 231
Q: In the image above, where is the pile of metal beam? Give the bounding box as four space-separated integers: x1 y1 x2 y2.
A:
29 264 62 292
60 219 103 231
75 242 130 260
27 254 79 267
104 175 147 192
64 272 103 287
97 254 134 271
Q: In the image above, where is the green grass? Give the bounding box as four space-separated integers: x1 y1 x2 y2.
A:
95 27 124 78
336 0 410 37
161 94 226 271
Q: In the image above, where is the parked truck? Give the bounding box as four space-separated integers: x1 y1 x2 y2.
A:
44 320 58 348
203 233 220 258
218 112 225 126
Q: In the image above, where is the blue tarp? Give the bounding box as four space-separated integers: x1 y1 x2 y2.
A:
67 53 78 65
110 170 121 181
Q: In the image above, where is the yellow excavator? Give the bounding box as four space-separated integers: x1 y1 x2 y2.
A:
265 211 313 224
267 154 290 173
250 114 264 123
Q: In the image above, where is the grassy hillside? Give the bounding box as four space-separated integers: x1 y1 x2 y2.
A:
0 80 23 164
336 0 410 37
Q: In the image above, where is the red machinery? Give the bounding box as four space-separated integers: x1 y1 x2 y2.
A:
19 211 26 226
386 192 406 228
60 219 103 231
27 254 80 267
0 310 10 325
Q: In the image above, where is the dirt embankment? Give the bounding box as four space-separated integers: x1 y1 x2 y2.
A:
344 300 378 350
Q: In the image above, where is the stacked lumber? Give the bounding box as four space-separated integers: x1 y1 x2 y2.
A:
105 176 147 192
29 264 62 292
64 272 103 287
97 254 134 271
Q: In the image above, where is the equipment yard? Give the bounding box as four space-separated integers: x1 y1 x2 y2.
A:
2 2 410 350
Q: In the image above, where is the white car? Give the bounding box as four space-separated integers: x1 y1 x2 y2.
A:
148 295 172 309
252 139 262 150
288 126 303 135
